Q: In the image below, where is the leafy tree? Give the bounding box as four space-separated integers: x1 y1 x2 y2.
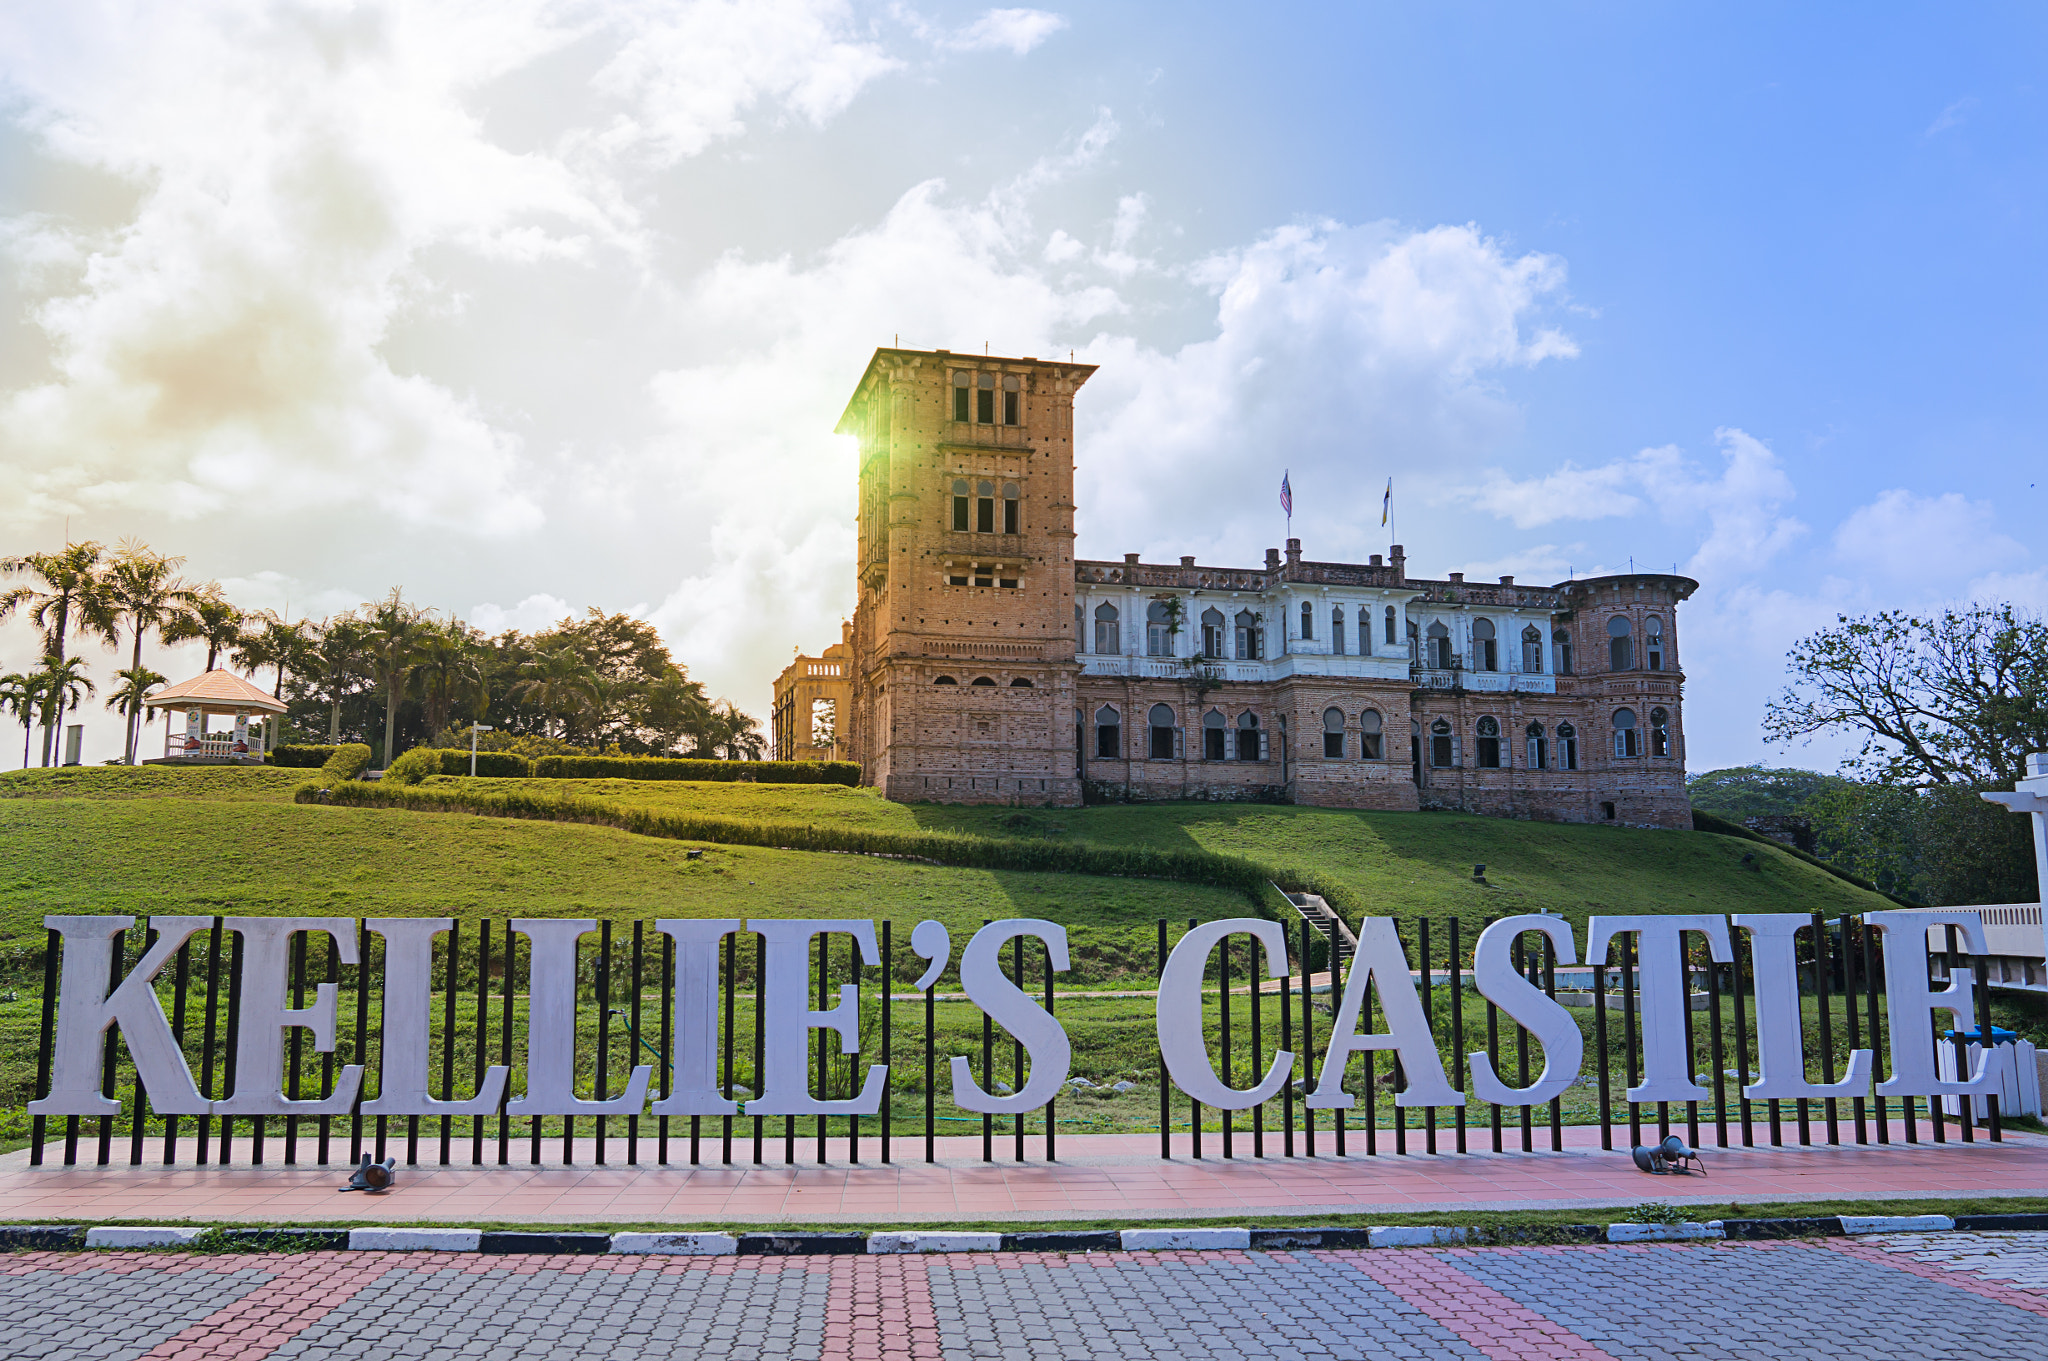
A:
166 586 248 673
414 619 489 739
1684 765 1850 822
1765 604 2048 787
100 543 199 764
361 588 432 767
0 541 108 765
517 646 599 740
306 613 369 743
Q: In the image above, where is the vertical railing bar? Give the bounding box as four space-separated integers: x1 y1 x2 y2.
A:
317 933 335 1167
129 922 156 1167
1450 917 1466 1155
628 920 644 1167
473 920 490 1168
1251 932 1264 1159
1043 934 1056 1163
1158 919 1170 1159
501 921 518 1169
1707 931 1727 1149
351 919 367 1166
717 929 733 1167
852 931 863 1165
529 927 543 1168
1975 953 2002 1142
926 929 937 1165
1485 946 1502 1154
97 923 124 1167
220 927 244 1167
1620 930 1640 1150
285 927 305 1166
1299 916 1315 1158
1544 932 1561 1152
1011 934 1024 1163
439 921 458 1167
1187 918 1201 1160
594 920 611 1166
1378 961 1391 1159
1220 930 1233 1161
882 920 893 1166
1865 919 1892 1145
755 932 768 1166
1420 916 1436 1156
1814 912 1839 1146
982 918 993 1163
814 931 827 1165
166 934 191 1166
1281 932 1295 1158
1732 925 1754 1148
32 926 60 1168
561 930 578 1167
661 927 675 1167
1331 917 1346 1157
1843 917 1867 1145
1679 929 1698 1152
1514 934 1531 1154
1593 951 1611 1151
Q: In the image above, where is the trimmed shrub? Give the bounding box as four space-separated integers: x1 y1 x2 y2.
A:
312 743 373 786
400 748 535 778
267 745 340 768
385 746 444 786
530 756 859 786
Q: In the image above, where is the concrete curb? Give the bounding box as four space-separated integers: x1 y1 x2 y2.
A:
12 1213 2048 1256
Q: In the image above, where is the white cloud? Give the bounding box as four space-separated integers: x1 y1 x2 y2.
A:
1832 488 2025 584
1468 462 1642 528
1923 96 1978 141
469 593 578 635
943 8 1068 56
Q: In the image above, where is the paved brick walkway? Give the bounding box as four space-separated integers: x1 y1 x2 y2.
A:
9 1125 2048 1224
8 1235 2048 1360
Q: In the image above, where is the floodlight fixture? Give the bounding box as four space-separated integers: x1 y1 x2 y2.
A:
341 1153 398 1193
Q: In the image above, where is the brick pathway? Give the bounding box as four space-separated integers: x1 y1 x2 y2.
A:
8 1236 2048 1360
9 1125 2048 1224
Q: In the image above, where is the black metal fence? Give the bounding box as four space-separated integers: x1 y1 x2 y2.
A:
24 912 2007 1169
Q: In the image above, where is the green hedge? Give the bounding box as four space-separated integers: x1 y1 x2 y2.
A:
267 745 340 768
1690 808 1914 906
419 748 534 778
312 743 373 786
295 778 1288 909
529 756 860 785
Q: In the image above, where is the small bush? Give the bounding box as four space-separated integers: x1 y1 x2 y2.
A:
399 748 534 778
384 746 444 786
267 745 340 769
312 743 373 786
530 756 859 786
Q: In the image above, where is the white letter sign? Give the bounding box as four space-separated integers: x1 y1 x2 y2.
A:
1584 915 1731 1104
1468 915 1583 1106
1733 914 1872 1102
1156 919 1293 1110
30 916 213 1118
214 918 365 1117
1309 917 1462 1109
748 920 888 1116
951 920 1073 1114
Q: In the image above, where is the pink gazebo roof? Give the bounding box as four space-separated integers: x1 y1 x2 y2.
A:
144 669 288 715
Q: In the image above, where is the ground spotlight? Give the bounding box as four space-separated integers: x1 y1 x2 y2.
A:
1630 1135 1704 1176
341 1154 398 1193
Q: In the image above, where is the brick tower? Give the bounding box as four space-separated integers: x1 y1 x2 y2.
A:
834 348 1096 803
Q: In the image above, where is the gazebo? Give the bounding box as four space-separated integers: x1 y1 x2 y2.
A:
143 670 288 764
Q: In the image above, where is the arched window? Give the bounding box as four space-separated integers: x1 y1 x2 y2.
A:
952 371 971 422
1003 482 1020 534
1235 609 1263 661
1094 602 1120 656
1476 716 1502 768
1074 603 1084 649
976 480 995 533
1359 708 1383 759
1095 705 1121 759
1522 625 1543 673
1554 629 1573 675
1323 705 1346 758
1650 706 1670 757
1331 605 1346 656
1407 618 1419 662
1002 373 1020 425
1608 615 1633 671
1236 710 1262 761
1612 707 1639 758
1525 721 1547 770
933 675 958 685
1300 601 1315 641
1149 703 1177 759
1147 599 1174 657
951 478 970 531
1200 607 1225 658
1646 616 1665 672
1426 620 1452 670
1010 677 1034 687
1202 708 1226 760
1430 717 1454 768
1385 605 1397 647
970 676 996 687
1558 721 1578 771
1473 618 1498 671
976 371 996 424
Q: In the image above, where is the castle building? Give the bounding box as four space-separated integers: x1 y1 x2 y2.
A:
792 347 1696 828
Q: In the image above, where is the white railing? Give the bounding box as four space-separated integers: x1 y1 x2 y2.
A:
163 733 266 760
1411 668 1557 694
1898 904 2046 961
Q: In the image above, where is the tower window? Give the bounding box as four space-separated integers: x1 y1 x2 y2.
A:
934 675 958 685
971 676 997 686
1148 703 1177 759
1650 706 1670 757
976 480 995 533
1426 620 1452 670
1646 616 1665 672
952 371 970 422
1202 708 1226 760
977 372 996 424
1522 625 1543 673
1385 605 1396 646
1300 601 1314 641
973 564 993 587
1236 711 1261 762
952 479 969 531
1430 718 1454 768
1094 602 1120 656
1558 721 1578 770
998 576 1018 589
1146 599 1174 656
1360 708 1383 759
1554 629 1573 675
1323 706 1345 759
948 573 968 586
1002 373 1020 425
1234 609 1263 661
1095 705 1121 759
1201 607 1225 658
1476 716 1501 768
1612 707 1639 758
1608 616 1634 671
1003 482 1019 533
1010 677 1034 687
1331 605 1345 656
1526 721 1547 770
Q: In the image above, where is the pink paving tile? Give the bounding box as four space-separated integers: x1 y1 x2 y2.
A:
1339 1249 1620 1360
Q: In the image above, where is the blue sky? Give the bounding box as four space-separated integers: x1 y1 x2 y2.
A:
1 2 2042 772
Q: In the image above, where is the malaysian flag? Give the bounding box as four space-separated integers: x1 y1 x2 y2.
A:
1382 477 1392 526
1279 471 1293 518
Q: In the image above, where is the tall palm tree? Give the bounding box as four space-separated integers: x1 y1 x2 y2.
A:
361 588 432 767
642 666 712 756
415 619 488 740
702 699 765 761
516 646 599 741
234 611 313 697
167 587 248 672
100 542 198 764
103 666 167 760
0 671 42 769
1 541 108 765
308 613 369 743
30 654 96 765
